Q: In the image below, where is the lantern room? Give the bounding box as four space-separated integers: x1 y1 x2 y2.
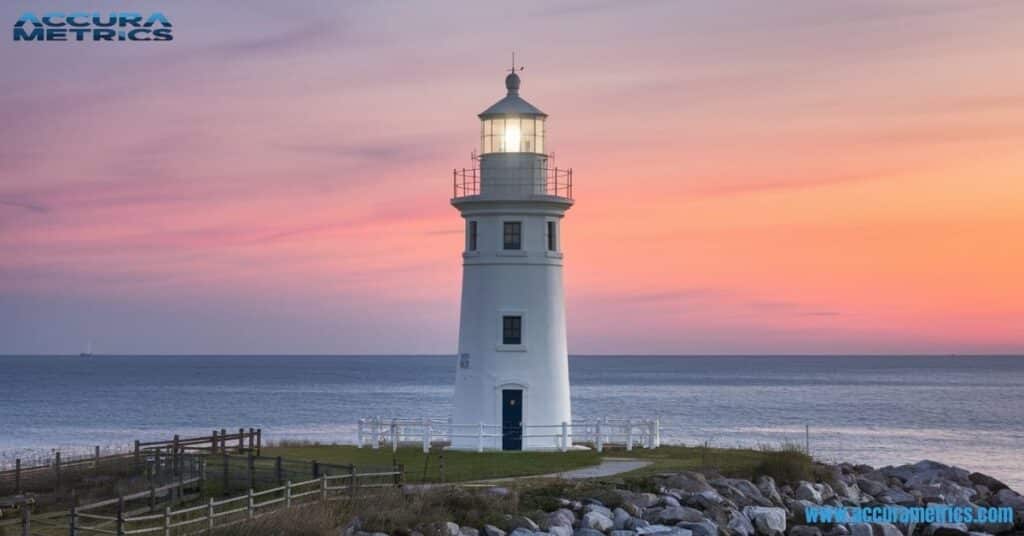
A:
479 73 547 155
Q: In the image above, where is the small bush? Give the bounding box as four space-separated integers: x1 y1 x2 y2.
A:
753 443 814 484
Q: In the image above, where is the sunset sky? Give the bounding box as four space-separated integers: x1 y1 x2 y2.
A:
2 0 1022 355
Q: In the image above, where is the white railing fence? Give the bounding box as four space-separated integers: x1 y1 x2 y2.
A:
356 416 661 453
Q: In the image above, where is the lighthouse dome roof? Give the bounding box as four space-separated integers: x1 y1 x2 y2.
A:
479 73 547 118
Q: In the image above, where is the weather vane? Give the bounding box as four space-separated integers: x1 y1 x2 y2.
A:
508 51 524 74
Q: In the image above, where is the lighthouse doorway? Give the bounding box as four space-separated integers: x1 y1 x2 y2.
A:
501 389 523 450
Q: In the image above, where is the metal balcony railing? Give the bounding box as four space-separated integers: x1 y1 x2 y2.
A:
452 167 573 200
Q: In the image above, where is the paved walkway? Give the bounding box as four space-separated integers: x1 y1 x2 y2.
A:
465 457 652 484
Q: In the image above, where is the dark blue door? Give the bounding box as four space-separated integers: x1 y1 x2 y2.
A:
502 389 523 451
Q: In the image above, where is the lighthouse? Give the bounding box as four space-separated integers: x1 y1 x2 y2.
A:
450 70 574 451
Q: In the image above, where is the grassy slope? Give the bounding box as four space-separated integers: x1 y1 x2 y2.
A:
261 445 602 483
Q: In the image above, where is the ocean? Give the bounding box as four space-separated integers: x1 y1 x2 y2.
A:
2 355 1022 489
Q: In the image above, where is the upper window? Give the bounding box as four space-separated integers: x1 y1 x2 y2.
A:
502 315 522 345
481 117 545 154
503 222 522 250
467 221 478 251
547 221 557 251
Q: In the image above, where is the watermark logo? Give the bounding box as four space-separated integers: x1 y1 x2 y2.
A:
13 12 173 42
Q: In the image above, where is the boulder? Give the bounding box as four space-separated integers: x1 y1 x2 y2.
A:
848 524 873 536
461 528 481 536
447 523 462 536
789 526 822 536
676 520 718 536
583 511 615 532
509 517 541 532
785 500 817 524
575 529 606 536
876 489 917 506
757 477 785 507
726 509 756 536
922 524 969 536
662 473 716 494
993 489 1024 510
869 523 902 536
625 518 652 531
743 507 787 536
795 483 823 504
662 495 682 507
856 478 888 498
613 509 632 530
549 526 573 536
586 505 615 520
549 510 576 529
636 526 691 536
611 532 637 536
650 506 706 524
484 526 507 536
968 473 1008 493
510 529 536 536
824 526 849 536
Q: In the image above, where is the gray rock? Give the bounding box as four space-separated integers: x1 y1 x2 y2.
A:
510 529 536 536
756 477 785 507
786 500 817 524
795 483 823 504
447 523 461 536
575 530 605 536
876 489 917 506
586 504 615 520
650 506 706 524
789 526 822 536
484 526 507 536
726 509 756 536
509 518 541 532
922 523 969 536
461 528 480 536
636 526 691 536
583 511 615 532
549 510 576 529
742 507 787 536
625 518 652 531
676 520 717 536
342 517 362 536
662 472 716 494
870 523 902 536
993 489 1024 510
611 532 637 536
824 526 849 536
662 495 682 507
969 473 1008 493
848 524 873 536
855 478 887 497
613 509 633 530
549 526 573 536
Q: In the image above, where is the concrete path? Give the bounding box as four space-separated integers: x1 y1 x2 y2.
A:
552 457 652 479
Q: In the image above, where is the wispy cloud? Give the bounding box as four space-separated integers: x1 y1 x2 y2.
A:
0 199 48 214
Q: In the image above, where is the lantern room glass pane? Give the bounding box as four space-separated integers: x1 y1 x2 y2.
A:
481 117 546 155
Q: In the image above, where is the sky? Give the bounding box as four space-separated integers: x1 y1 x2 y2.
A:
1 0 1022 355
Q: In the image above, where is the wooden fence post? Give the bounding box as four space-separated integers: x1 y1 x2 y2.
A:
256 429 262 456
207 497 215 532
211 430 218 454
94 445 100 468
134 440 141 463
172 435 180 476
348 465 356 495
149 483 156 512
394 464 403 486
247 488 254 519
320 474 327 501
275 456 283 485
68 505 76 536
22 503 31 536
162 506 170 536
285 481 292 508
248 428 255 452
238 428 244 452
312 460 319 479
14 458 20 493
220 428 227 453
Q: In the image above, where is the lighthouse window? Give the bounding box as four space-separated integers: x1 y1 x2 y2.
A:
547 221 557 251
481 117 546 155
502 315 522 345
467 221 478 251
503 221 522 250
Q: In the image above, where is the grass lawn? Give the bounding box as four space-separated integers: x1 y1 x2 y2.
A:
262 443 815 485
261 445 602 483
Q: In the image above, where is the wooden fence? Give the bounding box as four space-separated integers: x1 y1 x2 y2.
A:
4 465 403 535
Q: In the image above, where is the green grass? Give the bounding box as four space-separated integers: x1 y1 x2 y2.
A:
593 443 819 485
261 445 602 483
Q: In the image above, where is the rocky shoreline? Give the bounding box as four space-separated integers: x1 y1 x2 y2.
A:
344 459 1023 536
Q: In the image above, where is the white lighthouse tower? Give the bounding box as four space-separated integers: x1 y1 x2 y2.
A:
450 69 574 451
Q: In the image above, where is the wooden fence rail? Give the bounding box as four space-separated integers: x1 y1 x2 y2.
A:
5 466 402 535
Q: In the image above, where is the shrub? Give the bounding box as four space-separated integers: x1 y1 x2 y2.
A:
753 443 814 484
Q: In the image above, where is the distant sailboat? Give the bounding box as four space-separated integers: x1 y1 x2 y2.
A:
80 341 93 357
